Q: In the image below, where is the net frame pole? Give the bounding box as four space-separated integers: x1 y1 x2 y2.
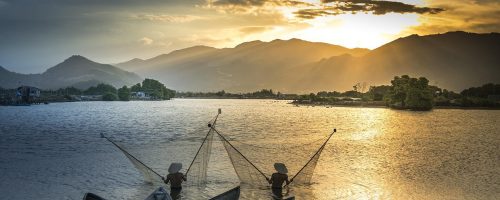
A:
286 128 336 186
102 134 163 179
185 111 220 176
211 127 270 180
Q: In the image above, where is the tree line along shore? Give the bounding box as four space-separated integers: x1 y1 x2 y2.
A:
292 75 500 111
0 78 175 104
1 75 499 111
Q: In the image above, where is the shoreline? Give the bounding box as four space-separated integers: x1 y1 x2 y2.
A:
290 102 500 110
2 98 499 110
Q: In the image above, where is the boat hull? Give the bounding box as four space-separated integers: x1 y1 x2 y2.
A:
83 192 106 200
209 186 241 200
144 187 172 200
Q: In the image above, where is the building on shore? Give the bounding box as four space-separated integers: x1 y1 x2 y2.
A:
131 91 151 100
16 86 41 104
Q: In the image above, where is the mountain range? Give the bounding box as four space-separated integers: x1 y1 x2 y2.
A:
1 31 499 93
0 55 141 89
116 39 370 92
116 31 500 93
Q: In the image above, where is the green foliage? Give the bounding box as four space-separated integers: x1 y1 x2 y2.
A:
458 97 498 107
461 83 500 98
63 94 72 100
141 78 175 100
130 83 142 92
316 91 341 97
368 85 391 101
316 90 361 98
57 87 82 95
405 86 434 110
175 89 293 99
216 90 226 97
102 92 118 101
441 89 461 99
250 89 275 98
385 75 434 110
342 90 362 98
118 86 130 101
84 83 117 95
309 93 317 101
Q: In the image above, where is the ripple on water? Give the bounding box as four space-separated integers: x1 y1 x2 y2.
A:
0 100 499 199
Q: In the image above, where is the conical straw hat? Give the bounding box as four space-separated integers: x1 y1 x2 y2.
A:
274 163 288 174
168 163 182 174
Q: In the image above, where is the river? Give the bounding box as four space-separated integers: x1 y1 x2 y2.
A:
0 99 498 199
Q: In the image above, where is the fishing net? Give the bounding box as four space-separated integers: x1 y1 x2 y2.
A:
103 114 219 188
212 128 335 187
290 145 325 185
103 135 164 185
185 127 214 186
121 147 163 185
218 132 269 187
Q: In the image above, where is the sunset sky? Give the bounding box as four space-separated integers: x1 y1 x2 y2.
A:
0 0 499 73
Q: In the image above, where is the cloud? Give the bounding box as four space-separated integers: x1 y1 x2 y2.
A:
210 0 312 7
205 0 313 14
139 37 154 45
402 0 500 35
294 0 443 19
239 26 272 34
206 0 443 20
132 14 204 23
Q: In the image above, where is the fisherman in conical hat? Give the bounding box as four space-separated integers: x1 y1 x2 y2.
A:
267 163 291 198
162 163 186 199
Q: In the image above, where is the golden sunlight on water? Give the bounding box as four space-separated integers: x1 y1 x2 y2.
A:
0 100 498 199
209 101 499 199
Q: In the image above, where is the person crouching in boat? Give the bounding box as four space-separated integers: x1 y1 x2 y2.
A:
267 163 290 198
162 163 186 199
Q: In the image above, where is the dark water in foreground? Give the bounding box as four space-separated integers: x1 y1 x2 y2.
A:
0 99 499 199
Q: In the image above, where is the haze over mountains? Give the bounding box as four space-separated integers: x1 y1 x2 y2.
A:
117 31 500 93
116 39 370 92
1 31 499 93
0 56 141 89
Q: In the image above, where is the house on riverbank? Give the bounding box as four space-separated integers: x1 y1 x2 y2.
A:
130 91 151 100
16 86 41 104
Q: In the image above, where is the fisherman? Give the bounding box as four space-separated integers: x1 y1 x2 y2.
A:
162 163 186 199
267 163 291 198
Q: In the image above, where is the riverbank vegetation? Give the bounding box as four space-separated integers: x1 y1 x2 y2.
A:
1 75 498 110
293 75 500 111
0 78 175 104
175 89 299 100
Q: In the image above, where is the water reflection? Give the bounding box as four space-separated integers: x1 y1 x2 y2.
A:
0 100 498 199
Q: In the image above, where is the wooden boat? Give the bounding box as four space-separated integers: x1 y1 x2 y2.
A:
271 188 295 200
209 186 240 200
83 192 106 200
271 193 295 200
83 186 240 200
144 187 172 200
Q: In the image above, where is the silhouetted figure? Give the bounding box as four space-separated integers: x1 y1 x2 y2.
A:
267 163 290 198
162 163 186 200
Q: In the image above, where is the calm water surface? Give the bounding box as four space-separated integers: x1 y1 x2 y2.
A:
0 99 498 199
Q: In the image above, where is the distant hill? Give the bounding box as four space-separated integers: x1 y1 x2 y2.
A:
116 39 369 92
0 55 142 89
3 32 498 93
293 31 500 92
117 32 500 93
